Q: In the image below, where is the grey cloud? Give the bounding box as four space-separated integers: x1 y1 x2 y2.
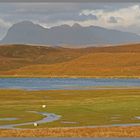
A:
0 3 140 39
0 3 101 26
0 3 136 24
108 16 118 23
0 3 136 17
45 13 98 23
80 14 98 20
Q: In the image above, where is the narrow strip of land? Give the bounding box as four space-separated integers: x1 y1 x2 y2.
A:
0 126 140 137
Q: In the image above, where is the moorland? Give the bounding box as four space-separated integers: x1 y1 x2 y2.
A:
0 43 140 78
0 43 140 137
0 89 140 137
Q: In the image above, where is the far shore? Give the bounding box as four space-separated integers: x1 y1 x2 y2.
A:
0 75 140 79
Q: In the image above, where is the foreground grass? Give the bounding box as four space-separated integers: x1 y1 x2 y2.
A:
0 127 140 137
0 89 140 129
0 88 140 137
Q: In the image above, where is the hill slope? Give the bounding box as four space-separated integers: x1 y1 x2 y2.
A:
0 44 90 71
0 43 140 77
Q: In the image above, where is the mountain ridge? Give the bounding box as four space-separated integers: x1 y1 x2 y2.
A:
1 21 140 46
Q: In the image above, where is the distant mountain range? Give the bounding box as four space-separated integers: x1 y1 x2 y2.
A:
1 21 140 46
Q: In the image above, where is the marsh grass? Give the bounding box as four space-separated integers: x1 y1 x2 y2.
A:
0 89 140 129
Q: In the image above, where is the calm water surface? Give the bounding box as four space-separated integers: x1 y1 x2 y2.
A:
0 78 139 90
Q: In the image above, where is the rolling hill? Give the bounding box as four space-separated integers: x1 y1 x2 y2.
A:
0 43 140 78
0 44 90 71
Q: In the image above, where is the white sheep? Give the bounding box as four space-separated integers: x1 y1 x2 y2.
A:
42 105 47 108
34 123 38 127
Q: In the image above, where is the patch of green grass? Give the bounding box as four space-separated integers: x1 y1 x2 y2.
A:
0 89 140 128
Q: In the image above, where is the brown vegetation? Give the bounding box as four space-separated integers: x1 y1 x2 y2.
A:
0 126 140 137
0 43 140 77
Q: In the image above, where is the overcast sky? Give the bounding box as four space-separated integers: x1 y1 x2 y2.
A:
0 3 140 39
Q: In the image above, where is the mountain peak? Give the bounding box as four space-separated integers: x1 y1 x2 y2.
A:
10 21 46 31
59 24 71 28
72 23 82 28
13 21 35 26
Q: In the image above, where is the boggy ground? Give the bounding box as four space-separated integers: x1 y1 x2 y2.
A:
0 88 140 137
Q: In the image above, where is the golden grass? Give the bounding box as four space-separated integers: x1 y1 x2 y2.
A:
0 43 140 77
0 44 88 71
0 89 140 137
0 126 140 137
2 53 140 77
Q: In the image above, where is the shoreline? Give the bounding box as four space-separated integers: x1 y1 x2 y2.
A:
0 75 140 79
0 111 61 129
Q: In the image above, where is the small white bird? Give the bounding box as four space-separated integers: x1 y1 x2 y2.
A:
34 123 38 127
42 105 47 108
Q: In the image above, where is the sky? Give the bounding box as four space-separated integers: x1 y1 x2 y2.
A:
0 3 140 39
